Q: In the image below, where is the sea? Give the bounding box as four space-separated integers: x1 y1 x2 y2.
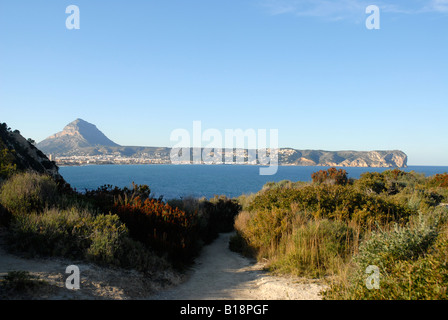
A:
59 165 448 200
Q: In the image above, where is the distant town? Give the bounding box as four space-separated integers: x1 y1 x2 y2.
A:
50 149 264 166
51 154 171 166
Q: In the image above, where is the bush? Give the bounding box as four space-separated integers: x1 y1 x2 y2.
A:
233 169 428 280
312 168 348 186
200 195 241 242
83 182 155 214
0 148 17 180
269 219 355 277
427 173 448 188
407 189 444 212
0 172 59 214
355 169 421 196
112 197 199 266
230 211 257 256
6 206 170 272
323 214 444 299
84 214 130 265
247 183 413 229
354 218 439 271
232 206 356 277
168 195 241 245
355 172 387 195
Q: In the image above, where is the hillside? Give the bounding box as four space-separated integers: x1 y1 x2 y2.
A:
37 119 408 168
0 122 64 182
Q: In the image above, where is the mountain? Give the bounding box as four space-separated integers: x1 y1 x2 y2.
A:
277 149 407 168
37 119 120 155
37 119 408 168
0 122 64 182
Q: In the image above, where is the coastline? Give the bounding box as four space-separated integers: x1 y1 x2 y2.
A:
56 162 410 168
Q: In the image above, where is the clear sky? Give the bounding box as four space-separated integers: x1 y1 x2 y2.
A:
0 0 447 165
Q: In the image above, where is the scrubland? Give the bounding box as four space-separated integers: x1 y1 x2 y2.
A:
1 168 447 299
231 168 448 299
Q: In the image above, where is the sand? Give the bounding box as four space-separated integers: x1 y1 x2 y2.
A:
0 231 326 300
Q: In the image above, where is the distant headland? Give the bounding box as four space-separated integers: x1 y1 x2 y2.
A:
37 119 407 168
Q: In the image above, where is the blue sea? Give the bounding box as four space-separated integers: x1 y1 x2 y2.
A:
59 165 448 200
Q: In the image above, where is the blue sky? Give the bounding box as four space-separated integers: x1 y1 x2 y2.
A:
0 0 447 165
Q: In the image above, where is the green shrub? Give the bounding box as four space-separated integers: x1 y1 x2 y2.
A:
233 168 448 293
269 219 355 278
407 189 444 212
233 206 357 277
247 184 413 229
6 206 170 272
8 207 88 258
323 215 444 299
324 231 448 300
0 148 17 180
355 218 439 271
355 169 422 196
85 214 129 265
0 172 59 214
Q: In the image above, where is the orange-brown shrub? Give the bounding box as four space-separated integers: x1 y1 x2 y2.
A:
113 197 199 266
312 167 348 186
428 173 448 188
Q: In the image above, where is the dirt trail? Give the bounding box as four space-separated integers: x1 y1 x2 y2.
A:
149 233 326 300
0 231 326 300
0 227 182 300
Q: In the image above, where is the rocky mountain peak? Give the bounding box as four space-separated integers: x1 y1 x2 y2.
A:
37 119 120 155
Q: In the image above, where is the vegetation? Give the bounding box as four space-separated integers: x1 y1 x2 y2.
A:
323 213 448 300
0 174 172 272
2 120 448 300
0 169 240 271
113 197 199 266
311 167 349 185
0 148 17 180
167 195 241 244
0 271 50 299
0 171 59 215
231 167 448 299
81 184 240 266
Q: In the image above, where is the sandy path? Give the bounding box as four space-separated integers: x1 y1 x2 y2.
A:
149 233 326 300
0 228 182 300
0 230 326 300
0 249 182 300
